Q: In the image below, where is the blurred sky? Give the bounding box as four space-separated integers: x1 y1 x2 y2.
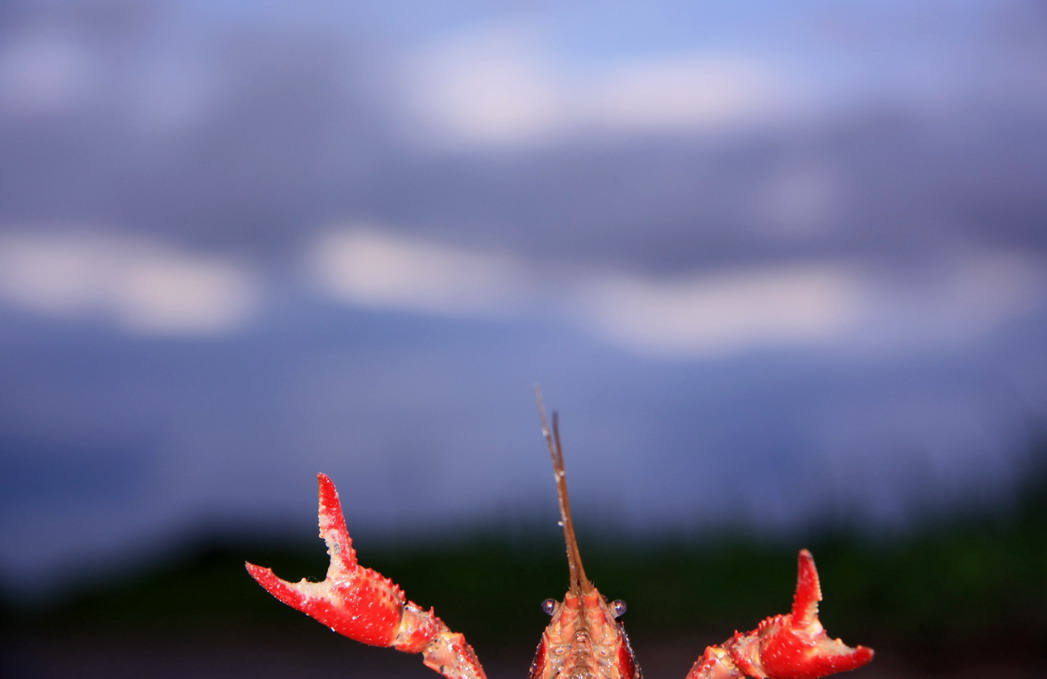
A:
2 0 1046 599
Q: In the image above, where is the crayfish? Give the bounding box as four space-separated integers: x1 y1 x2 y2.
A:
246 404 874 679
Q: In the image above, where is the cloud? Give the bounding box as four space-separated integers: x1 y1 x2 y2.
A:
584 252 1047 358
306 227 1046 359
401 24 787 147
576 264 864 357
586 54 786 132
306 225 530 316
0 229 259 335
401 27 563 147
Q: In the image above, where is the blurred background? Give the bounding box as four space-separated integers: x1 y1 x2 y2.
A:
1 1 1045 677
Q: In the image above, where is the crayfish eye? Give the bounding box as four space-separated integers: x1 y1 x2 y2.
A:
541 598 557 615
611 599 627 618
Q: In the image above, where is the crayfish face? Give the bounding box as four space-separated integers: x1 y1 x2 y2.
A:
530 590 641 679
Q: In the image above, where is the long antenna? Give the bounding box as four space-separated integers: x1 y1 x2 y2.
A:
535 387 591 594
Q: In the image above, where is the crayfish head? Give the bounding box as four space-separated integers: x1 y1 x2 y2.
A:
530 588 640 679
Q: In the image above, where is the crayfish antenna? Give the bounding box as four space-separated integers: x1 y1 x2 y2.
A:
535 387 592 595
530 390 641 679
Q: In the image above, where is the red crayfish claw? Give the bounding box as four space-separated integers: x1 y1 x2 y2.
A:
245 473 486 679
756 549 874 679
688 549 873 679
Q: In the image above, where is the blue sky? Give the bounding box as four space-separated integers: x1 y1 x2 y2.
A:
1 0 1046 600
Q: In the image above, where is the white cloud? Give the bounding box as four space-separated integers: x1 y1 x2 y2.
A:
307 225 529 316
403 27 564 147
0 230 259 336
576 264 865 357
305 226 1047 360
850 250 1047 353
577 251 1047 359
586 55 782 133
401 25 787 148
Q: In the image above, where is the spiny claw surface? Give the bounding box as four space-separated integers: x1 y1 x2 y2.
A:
246 474 486 679
757 550 874 679
246 473 408 645
688 550 873 679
